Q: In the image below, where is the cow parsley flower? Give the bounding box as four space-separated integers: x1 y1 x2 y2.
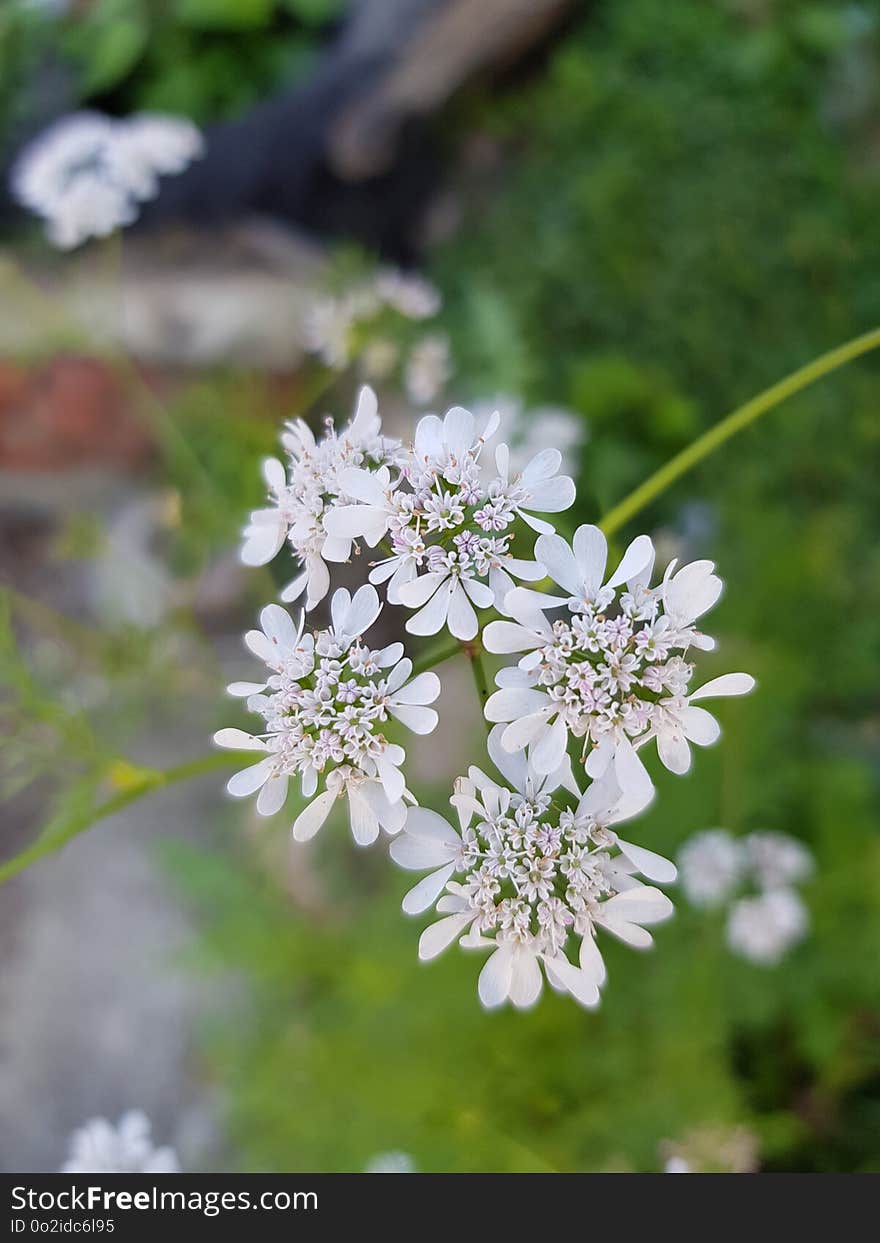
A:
325 404 575 640
390 726 675 1010
743 830 813 890
475 393 586 477
404 333 452 405
483 524 754 794
677 828 744 908
302 269 440 369
677 827 813 965
10 111 202 249
60 1110 179 1174
726 888 809 965
241 386 401 611
215 586 440 845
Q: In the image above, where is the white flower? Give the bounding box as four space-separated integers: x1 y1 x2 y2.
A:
483 523 754 793
60 1111 179 1174
476 394 586 477
743 831 813 890
240 386 401 611
664 1157 692 1173
677 829 743 908
390 726 675 1011
302 268 440 369
364 1150 417 1173
215 586 440 846
105 113 203 199
491 443 577 535
374 269 440 319
326 403 571 639
11 111 202 249
404 333 452 405
726 888 809 965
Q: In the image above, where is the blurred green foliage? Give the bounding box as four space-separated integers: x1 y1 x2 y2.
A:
1 0 343 131
155 0 879 1172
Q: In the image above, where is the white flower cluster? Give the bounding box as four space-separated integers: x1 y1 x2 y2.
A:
224 383 756 1010
60 1110 179 1174
303 268 449 404
482 527 754 797
391 726 675 1009
215 585 440 845
325 403 575 639
678 828 813 964
240 387 401 610
10 111 203 249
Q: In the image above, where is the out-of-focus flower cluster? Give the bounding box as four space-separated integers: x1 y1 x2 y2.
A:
302 269 451 407
660 1126 759 1174
60 1110 179 1174
677 828 813 964
222 382 756 1012
10 111 203 249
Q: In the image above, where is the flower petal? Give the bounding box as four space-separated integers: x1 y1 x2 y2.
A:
418 912 473 961
534 532 583 596
292 789 336 841
689 673 756 701
402 862 456 915
226 756 274 797
478 945 514 1009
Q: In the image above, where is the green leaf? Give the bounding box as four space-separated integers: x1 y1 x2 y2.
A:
67 0 149 95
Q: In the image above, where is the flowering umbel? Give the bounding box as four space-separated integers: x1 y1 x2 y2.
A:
390 727 676 1010
215 585 440 845
223 380 757 1011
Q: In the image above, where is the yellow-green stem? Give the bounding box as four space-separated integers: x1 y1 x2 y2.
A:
599 326 880 537
0 751 242 885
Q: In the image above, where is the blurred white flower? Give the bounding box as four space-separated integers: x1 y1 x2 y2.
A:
11 111 203 249
726 888 809 965
484 525 754 794
61 1110 179 1174
405 333 452 405
743 831 813 890
391 726 675 1011
664 1157 692 1173
661 1127 758 1174
215 587 440 846
475 394 586 477
678 826 813 964
364 1150 417 1173
677 828 743 908
374 270 440 319
302 269 441 370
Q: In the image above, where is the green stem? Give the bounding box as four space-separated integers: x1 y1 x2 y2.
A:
412 634 460 676
599 326 880 537
462 639 491 728
0 750 242 885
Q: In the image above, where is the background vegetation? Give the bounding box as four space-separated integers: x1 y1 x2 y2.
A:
2 0 879 1171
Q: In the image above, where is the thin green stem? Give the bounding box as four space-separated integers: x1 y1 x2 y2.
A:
462 639 491 729
599 326 880 537
412 634 460 676
0 750 242 885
